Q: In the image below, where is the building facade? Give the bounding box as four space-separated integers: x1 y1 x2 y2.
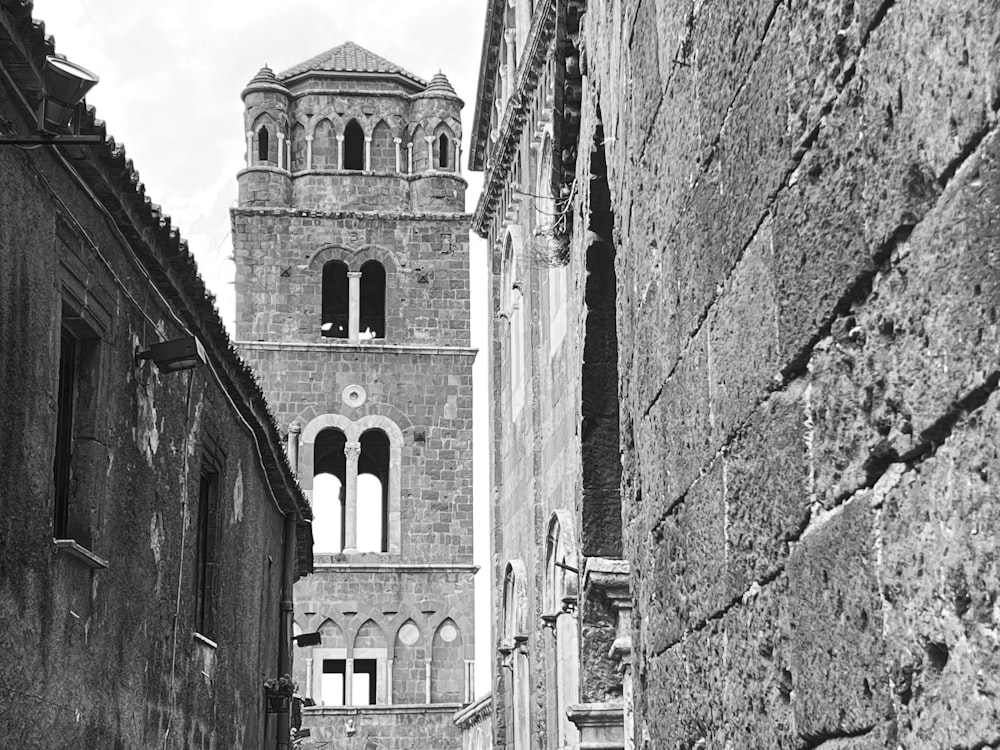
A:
469 1 631 749
0 4 313 749
473 0 1000 748
232 43 476 749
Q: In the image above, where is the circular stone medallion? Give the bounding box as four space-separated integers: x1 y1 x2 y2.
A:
438 623 458 643
342 384 367 408
398 622 420 645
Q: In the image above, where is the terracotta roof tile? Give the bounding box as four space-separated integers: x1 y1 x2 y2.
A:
277 41 427 86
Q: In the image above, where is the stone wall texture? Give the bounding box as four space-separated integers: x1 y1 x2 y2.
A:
0 7 309 747
577 0 1000 747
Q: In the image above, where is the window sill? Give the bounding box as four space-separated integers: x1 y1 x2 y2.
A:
193 632 218 650
53 539 108 569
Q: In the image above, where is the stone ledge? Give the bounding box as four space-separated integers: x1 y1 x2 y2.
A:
453 692 492 728
312 563 479 574
236 340 478 358
230 206 473 222
53 539 108 569
305 703 465 716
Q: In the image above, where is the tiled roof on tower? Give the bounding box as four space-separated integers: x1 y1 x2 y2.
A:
277 41 427 86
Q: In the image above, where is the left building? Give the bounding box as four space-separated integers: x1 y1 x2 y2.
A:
0 4 313 749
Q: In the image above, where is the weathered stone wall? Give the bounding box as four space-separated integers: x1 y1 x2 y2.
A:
577 0 1000 746
0 24 300 750
232 210 471 346
302 705 462 749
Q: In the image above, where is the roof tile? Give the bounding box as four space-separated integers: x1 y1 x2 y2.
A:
277 40 427 86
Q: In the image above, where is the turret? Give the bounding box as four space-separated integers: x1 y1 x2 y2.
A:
238 65 292 207
409 72 465 211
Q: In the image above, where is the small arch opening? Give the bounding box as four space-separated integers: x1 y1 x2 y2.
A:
344 119 364 171
257 125 269 163
359 260 386 339
321 260 349 338
437 133 450 170
358 428 389 552
314 428 347 552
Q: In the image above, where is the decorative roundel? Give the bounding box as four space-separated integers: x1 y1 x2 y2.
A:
342 384 367 408
438 623 458 643
398 622 420 645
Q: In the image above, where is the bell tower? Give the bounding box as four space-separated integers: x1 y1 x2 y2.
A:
232 42 474 748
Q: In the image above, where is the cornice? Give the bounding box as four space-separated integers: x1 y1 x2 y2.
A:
469 0 507 171
471 0 557 238
236 341 479 358
230 206 472 223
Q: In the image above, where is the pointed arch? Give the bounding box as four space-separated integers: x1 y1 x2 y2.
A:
431 618 464 702
344 119 365 171
371 119 395 172
359 260 386 339
544 511 580 749
291 121 307 171
502 560 531 750
252 115 276 165
433 124 454 171
321 260 349 339
312 118 336 168
393 618 426 703
411 124 427 172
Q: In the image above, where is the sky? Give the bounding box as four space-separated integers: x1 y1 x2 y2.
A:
33 0 493 696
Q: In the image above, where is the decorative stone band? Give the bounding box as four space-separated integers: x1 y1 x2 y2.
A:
235 341 478 358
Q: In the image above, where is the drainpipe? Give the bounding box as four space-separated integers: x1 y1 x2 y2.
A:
277 513 296 750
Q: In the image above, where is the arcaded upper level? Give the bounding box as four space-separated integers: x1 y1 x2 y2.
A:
238 42 465 213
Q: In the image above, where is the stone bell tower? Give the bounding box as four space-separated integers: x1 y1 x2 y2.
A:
231 42 475 749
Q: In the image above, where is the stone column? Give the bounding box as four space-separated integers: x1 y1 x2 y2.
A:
337 134 345 170
425 136 435 171
345 657 355 706
277 132 285 169
504 30 517 94
245 131 254 167
386 661 393 705
347 271 362 341
407 142 413 173
305 134 313 170
343 442 361 553
364 135 372 171
287 422 301 477
456 142 462 174
425 659 432 704
394 137 402 173
304 657 314 700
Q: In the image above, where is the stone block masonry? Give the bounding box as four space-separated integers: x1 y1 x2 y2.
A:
579 0 1000 747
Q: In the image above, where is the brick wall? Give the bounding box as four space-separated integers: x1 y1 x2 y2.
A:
578 0 1000 747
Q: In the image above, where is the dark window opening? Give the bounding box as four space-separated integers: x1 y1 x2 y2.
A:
52 312 101 546
322 658 347 706
359 260 386 339
344 120 364 171
581 114 622 559
315 428 347 552
321 260 349 338
353 658 378 705
359 429 390 553
195 464 221 638
257 125 269 163
53 327 77 539
437 133 449 169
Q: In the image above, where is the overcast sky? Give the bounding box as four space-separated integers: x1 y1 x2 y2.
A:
34 0 493 696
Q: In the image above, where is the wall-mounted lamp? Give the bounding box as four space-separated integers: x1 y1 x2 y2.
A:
136 336 207 373
0 55 102 146
293 631 322 647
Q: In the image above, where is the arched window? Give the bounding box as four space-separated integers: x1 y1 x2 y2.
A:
291 122 307 171
321 260 349 338
411 125 427 172
393 619 425 703
431 619 464 702
344 119 364 171
359 260 386 339
371 120 394 172
544 512 580 749
501 562 530 750
313 428 346 552
313 119 335 168
502 234 525 415
437 132 450 170
257 125 269 163
353 620 387 705
316 619 348 706
357 429 389 552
